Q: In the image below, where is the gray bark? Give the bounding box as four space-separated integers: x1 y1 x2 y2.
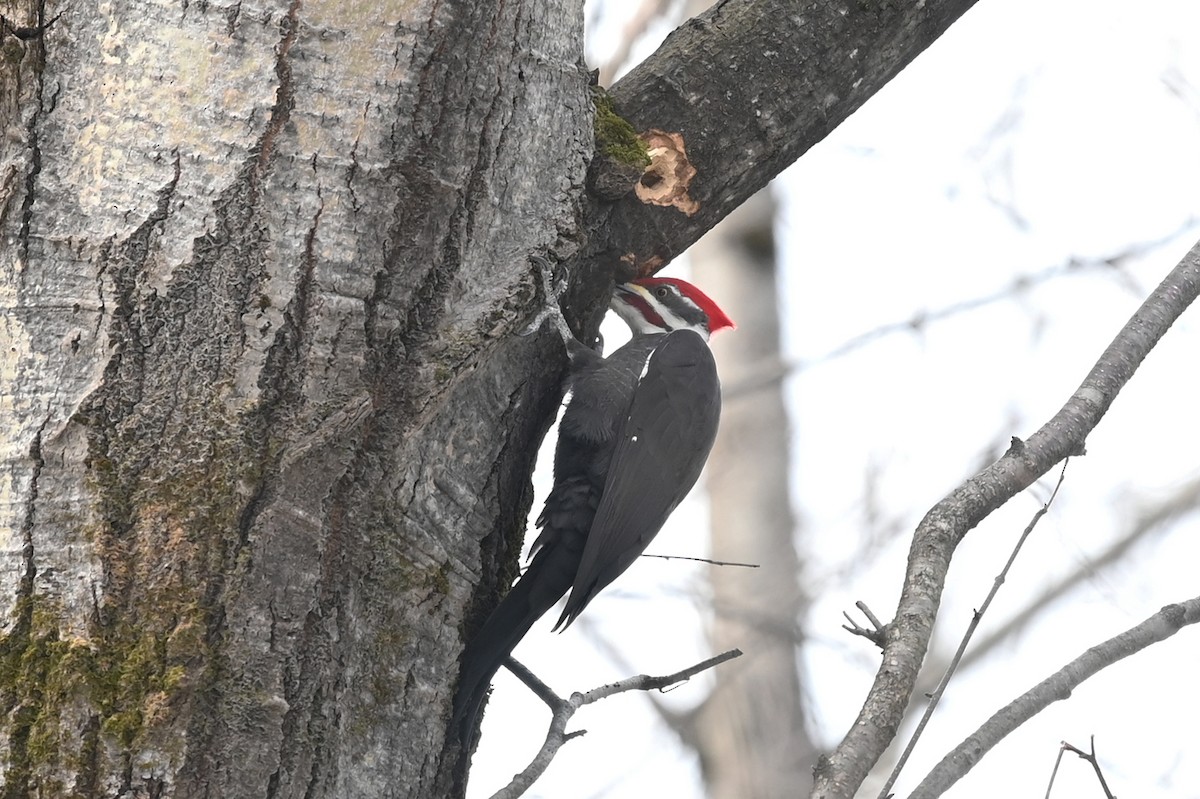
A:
1 1 590 796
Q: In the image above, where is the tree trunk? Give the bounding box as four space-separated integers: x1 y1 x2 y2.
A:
0 2 591 796
0 0 981 796
691 191 818 797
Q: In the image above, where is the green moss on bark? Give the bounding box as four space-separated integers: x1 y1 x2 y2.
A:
0 587 212 795
593 91 650 167
0 391 278 789
0 598 111 796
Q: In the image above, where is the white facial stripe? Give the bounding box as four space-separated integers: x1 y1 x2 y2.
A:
613 283 712 340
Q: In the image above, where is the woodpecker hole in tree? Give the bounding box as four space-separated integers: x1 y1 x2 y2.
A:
634 129 701 216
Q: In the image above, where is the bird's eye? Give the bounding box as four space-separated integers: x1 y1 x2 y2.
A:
655 286 670 299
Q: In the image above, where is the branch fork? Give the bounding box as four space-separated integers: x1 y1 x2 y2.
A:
488 650 743 799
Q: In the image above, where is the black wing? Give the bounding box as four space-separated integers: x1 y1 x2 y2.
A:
554 330 721 629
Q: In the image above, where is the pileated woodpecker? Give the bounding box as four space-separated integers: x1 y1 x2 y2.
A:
452 276 734 743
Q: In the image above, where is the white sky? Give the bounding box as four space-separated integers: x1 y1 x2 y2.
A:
468 1 1200 797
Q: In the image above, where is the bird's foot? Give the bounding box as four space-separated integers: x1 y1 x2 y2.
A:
519 255 577 347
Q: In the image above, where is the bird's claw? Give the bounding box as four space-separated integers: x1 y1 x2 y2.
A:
519 255 576 347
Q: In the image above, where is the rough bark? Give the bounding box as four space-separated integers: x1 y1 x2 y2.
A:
1 1 591 796
691 192 820 796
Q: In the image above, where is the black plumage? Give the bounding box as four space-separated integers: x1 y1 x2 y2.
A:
452 278 730 747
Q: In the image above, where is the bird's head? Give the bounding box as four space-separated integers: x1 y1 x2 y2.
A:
609 277 735 341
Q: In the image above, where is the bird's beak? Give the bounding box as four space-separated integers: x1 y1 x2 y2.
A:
610 282 643 307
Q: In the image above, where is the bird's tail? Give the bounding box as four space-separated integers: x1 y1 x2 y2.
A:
451 543 577 746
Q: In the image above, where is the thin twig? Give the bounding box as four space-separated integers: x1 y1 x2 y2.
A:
642 553 760 568
1045 737 1118 799
907 476 1200 704
581 648 743 700
725 221 1196 401
1044 743 1067 799
857 600 885 631
1060 736 1117 799
910 596 1200 798
503 657 562 710
519 551 761 575
877 460 1069 798
953 475 1200 674
489 650 743 799
843 601 888 649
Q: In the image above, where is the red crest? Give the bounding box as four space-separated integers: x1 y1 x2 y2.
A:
636 277 736 332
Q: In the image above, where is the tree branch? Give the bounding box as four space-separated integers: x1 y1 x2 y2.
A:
723 221 1197 400
811 239 1200 799
951 475 1200 674
1048 737 1117 799
843 601 888 650
490 650 743 799
599 0 980 273
641 552 760 568
503 657 563 712
906 475 1200 708
878 460 1068 797
911 599 1200 798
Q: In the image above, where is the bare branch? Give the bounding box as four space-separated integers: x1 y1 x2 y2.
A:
955 475 1200 673
910 476 1200 705
1044 743 1068 799
877 461 1068 797
911 597 1200 798
584 648 743 700
843 601 889 650
1057 737 1117 799
569 616 689 733
601 0 981 274
489 650 742 799
503 657 562 711
811 240 1200 799
641 552 760 568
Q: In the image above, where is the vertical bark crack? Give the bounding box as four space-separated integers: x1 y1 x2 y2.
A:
15 0 49 268
234 185 325 553
17 414 49 610
254 0 300 178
